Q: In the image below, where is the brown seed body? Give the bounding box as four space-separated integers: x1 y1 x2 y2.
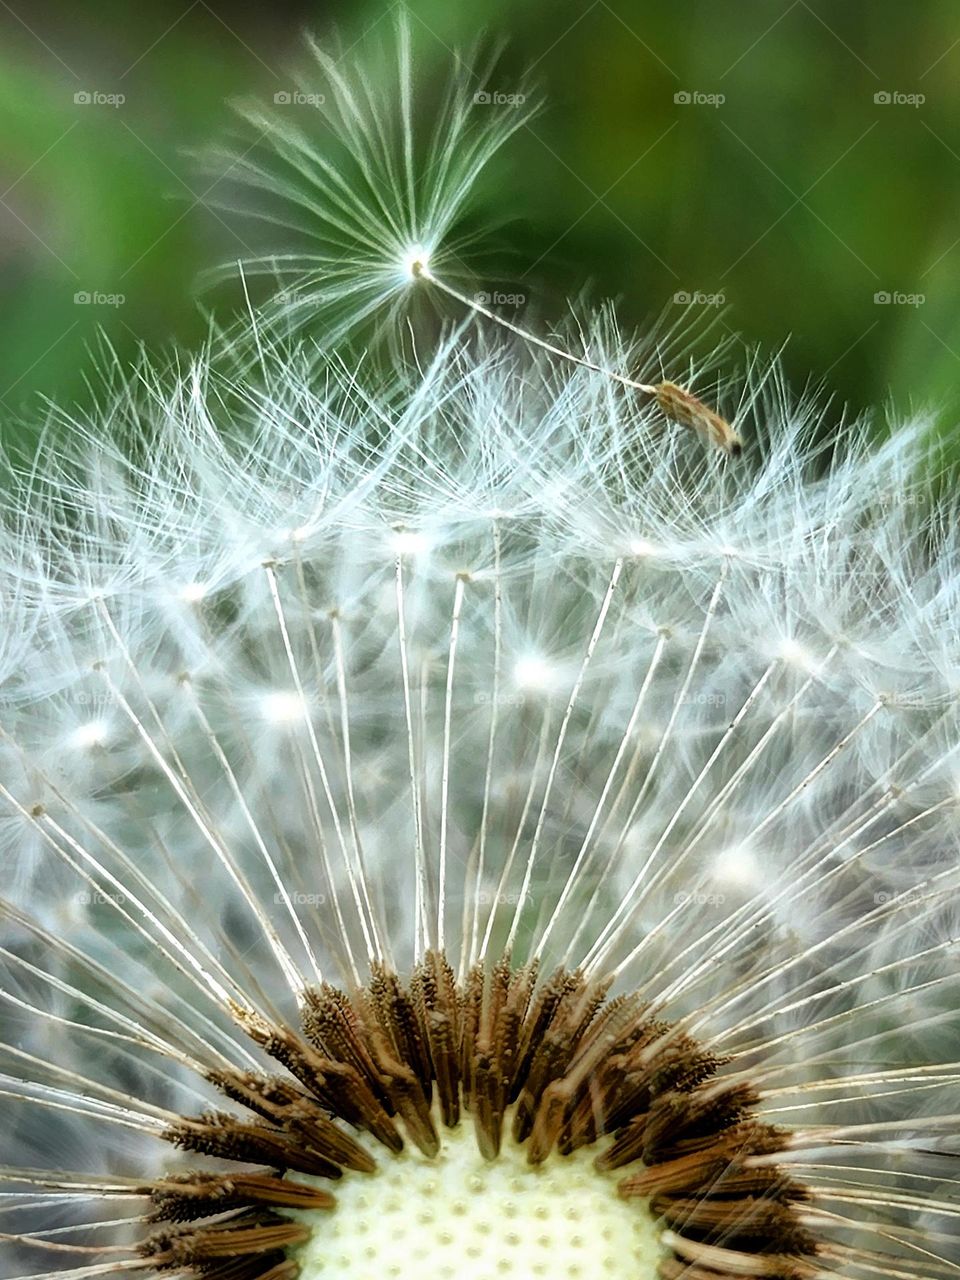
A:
654 381 743 454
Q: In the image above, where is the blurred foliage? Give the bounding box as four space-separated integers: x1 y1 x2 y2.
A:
0 0 958 442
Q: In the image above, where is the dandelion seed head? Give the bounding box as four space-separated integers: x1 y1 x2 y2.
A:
1 21 959 1280
2 352 958 1280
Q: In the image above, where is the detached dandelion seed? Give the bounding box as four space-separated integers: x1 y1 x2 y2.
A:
413 263 743 456
2 19 959 1280
214 19 739 457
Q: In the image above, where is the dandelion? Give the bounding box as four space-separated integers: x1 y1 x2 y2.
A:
1 21 959 1280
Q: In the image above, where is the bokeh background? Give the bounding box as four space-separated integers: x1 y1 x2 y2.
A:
0 0 958 435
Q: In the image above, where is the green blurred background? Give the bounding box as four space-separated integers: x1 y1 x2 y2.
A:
0 0 958 429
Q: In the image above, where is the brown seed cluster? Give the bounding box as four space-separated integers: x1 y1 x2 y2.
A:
140 951 816 1279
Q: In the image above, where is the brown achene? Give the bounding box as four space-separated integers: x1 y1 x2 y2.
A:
141 951 818 1279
